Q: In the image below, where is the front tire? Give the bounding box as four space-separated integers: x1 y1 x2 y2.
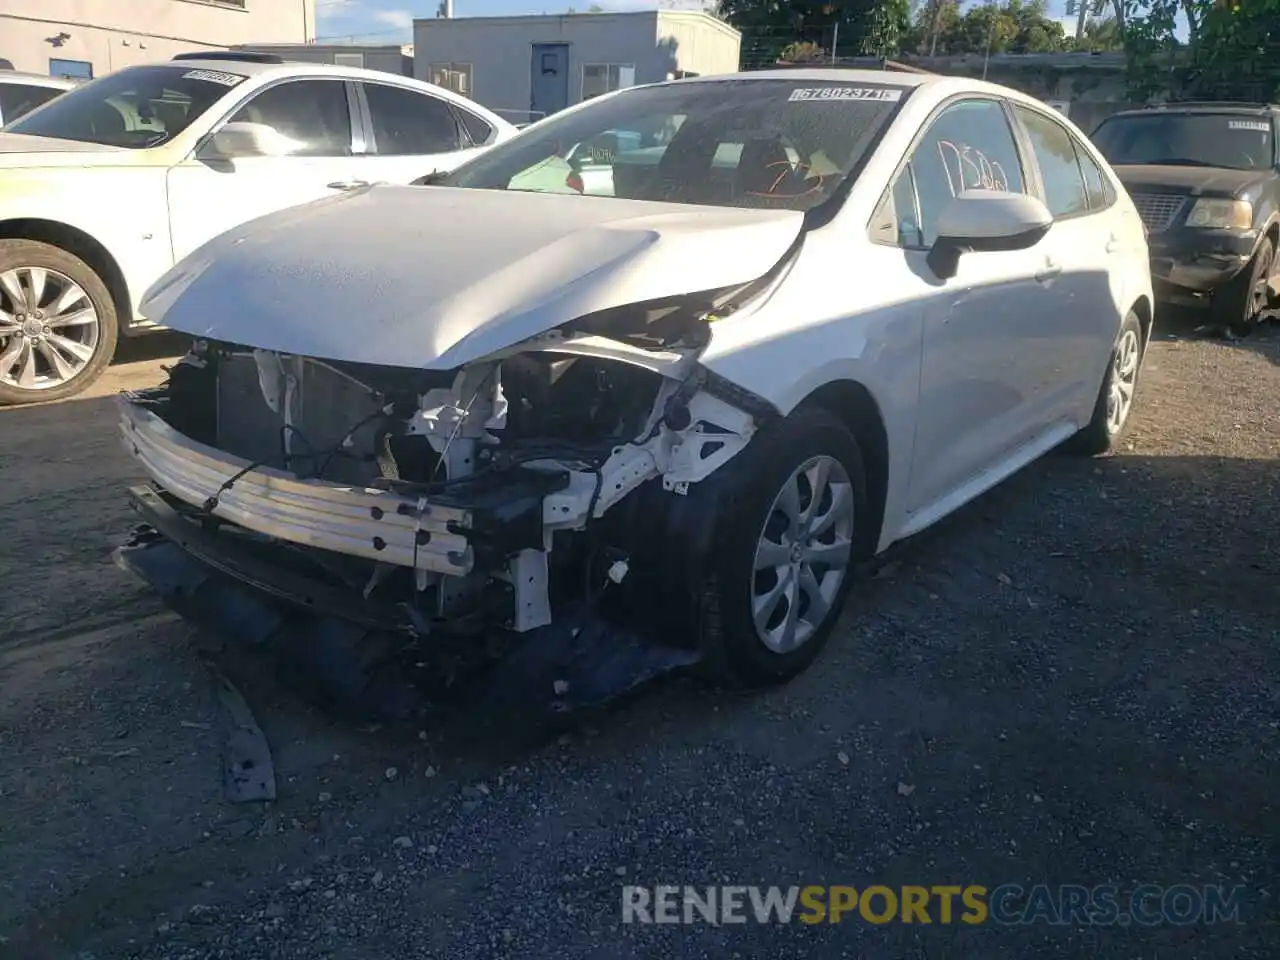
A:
1065 308 1144 457
700 409 871 687
1214 236 1274 337
0 239 118 405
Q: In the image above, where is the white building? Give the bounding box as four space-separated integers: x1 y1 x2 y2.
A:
413 10 741 125
0 0 316 79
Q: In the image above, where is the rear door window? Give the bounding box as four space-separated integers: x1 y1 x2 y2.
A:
363 83 462 155
1013 105 1090 218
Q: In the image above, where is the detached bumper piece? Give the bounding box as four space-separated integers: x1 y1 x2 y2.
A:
117 490 701 725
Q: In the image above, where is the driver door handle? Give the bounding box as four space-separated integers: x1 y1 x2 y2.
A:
327 179 370 190
1035 258 1062 284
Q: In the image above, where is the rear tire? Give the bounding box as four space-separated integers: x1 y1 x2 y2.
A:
1213 236 1274 337
699 408 871 687
1064 308 1144 457
0 239 118 405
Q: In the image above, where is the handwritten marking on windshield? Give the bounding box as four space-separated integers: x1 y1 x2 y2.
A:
936 140 1010 194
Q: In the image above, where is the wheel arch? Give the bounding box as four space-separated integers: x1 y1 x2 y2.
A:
0 218 133 328
793 378 890 551
1130 294 1153 346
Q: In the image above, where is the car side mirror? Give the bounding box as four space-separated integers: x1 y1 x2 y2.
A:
198 121 297 160
926 190 1054 280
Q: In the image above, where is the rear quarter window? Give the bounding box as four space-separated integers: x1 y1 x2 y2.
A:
455 108 493 146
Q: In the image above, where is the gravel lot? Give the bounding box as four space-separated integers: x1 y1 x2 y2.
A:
1 321 1276 960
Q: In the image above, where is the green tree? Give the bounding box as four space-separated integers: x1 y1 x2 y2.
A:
902 0 1071 56
718 0 912 64
1122 0 1280 101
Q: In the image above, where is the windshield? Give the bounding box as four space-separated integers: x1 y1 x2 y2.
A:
5 64 245 148
442 78 908 211
1091 112 1275 171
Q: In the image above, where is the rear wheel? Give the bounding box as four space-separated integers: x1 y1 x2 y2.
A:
0 240 118 405
700 409 870 686
1213 236 1274 337
1064 308 1144 457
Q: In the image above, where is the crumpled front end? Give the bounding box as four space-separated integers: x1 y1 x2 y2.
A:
115 301 783 717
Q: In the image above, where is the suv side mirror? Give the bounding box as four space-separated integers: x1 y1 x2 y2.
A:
926 190 1054 280
198 120 297 160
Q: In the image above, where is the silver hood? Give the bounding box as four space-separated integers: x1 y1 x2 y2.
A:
140 184 805 369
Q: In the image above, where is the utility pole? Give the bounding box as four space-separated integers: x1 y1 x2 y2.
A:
1075 0 1088 41
831 20 839 64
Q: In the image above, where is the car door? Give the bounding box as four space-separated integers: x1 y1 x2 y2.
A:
1009 103 1121 419
166 78 365 262
867 97 1059 517
353 81 484 184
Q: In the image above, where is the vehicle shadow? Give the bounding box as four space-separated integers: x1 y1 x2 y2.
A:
113 330 191 365
1155 304 1280 365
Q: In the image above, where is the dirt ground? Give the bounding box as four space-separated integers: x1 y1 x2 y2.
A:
0 321 1276 960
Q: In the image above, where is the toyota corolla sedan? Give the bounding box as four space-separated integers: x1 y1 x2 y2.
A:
114 69 1153 705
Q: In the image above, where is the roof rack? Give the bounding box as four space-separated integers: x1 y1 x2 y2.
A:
1147 100 1272 111
171 51 285 64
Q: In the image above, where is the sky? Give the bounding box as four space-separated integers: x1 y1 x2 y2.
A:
312 1 1116 45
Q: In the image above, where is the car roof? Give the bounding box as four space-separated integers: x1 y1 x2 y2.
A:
0 71 78 89
130 56 515 129
1104 102 1279 120
653 67 1061 110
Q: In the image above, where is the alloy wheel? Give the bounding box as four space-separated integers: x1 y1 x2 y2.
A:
750 455 855 654
0 266 101 392
1106 328 1141 435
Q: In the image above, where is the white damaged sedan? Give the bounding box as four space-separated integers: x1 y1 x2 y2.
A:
116 69 1153 695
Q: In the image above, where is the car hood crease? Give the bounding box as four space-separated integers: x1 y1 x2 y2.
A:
139 184 806 369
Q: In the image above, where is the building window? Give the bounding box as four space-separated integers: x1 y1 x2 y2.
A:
429 62 472 97
49 59 93 80
332 52 365 68
582 63 635 101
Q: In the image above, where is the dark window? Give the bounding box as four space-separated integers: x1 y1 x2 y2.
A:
1014 105 1089 218
1091 111 1274 171
1076 143 1110 211
229 79 352 157
899 98 1026 248
8 64 239 148
364 83 461 155
0 83 63 125
455 108 493 146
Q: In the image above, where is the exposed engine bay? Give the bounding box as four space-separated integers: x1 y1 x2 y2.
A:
118 323 775 650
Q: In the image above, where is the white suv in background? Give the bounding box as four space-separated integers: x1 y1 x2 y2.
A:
0 71 76 126
0 51 516 404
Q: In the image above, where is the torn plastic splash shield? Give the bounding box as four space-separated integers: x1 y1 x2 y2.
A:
117 488 702 723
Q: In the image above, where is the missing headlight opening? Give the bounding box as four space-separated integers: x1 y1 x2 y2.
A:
116 312 768 706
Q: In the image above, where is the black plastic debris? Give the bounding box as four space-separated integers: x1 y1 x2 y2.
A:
114 532 700 726
474 601 701 721
207 661 276 803
114 538 426 721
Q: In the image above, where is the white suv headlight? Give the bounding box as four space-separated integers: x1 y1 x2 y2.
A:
1185 198 1253 230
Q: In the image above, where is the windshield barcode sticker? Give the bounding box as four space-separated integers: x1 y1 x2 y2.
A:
1228 120 1269 132
182 69 246 87
788 86 903 103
